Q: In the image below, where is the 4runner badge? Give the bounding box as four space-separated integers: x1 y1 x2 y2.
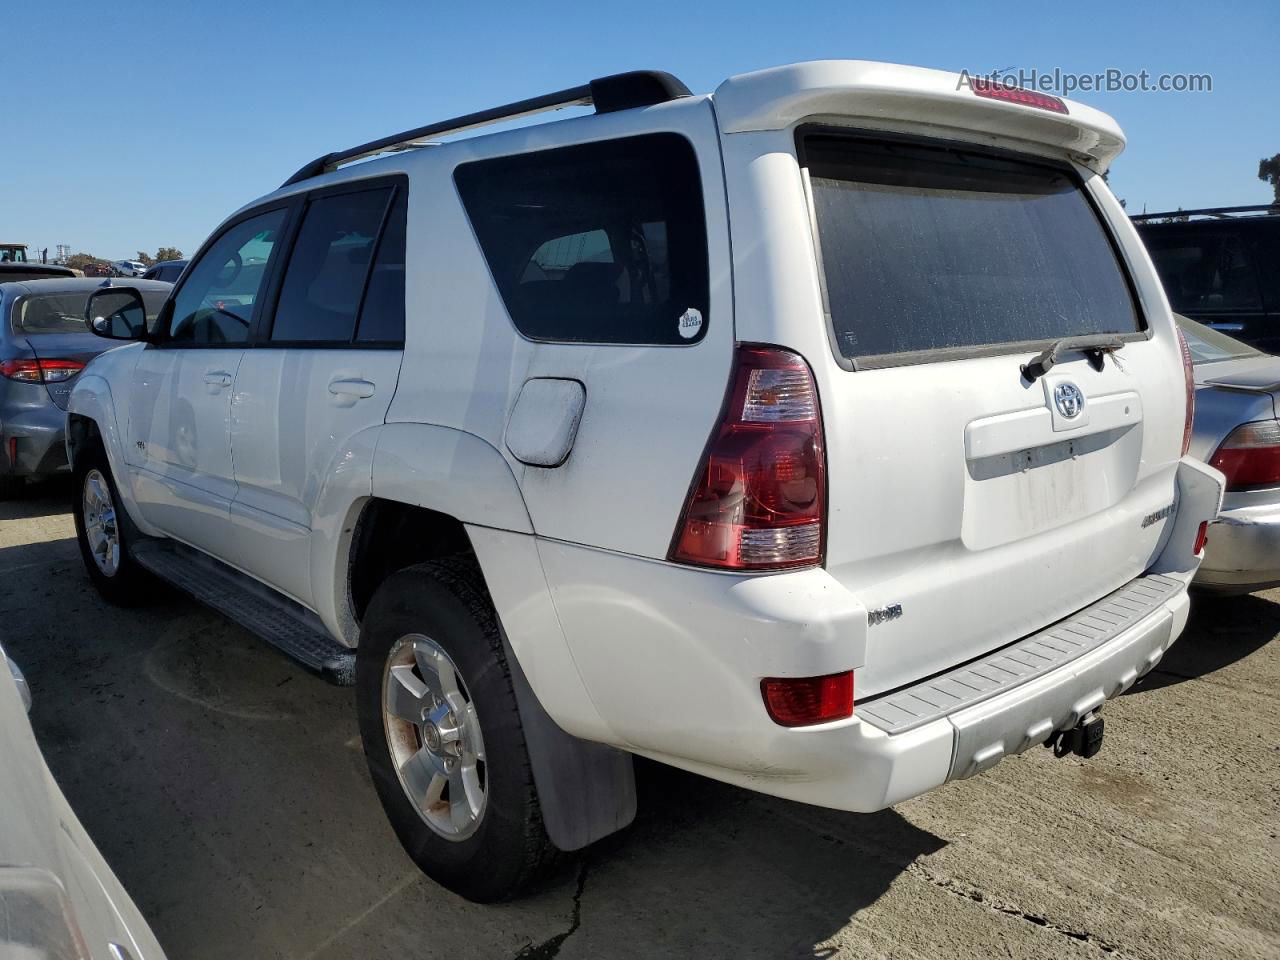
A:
677 307 703 339
1053 381 1085 419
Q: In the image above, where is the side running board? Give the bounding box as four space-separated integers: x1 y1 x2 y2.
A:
130 540 355 685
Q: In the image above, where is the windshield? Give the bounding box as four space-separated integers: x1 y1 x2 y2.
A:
15 290 170 335
1174 313 1265 364
802 134 1142 365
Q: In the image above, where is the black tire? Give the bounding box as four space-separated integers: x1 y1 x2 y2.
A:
356 558 559 902
71 443 153 605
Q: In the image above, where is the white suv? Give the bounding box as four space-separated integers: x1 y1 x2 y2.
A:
69 61 1223 901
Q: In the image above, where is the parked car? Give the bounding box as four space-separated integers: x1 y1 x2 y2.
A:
0 644 167 958
68 61 1223 901
1175 314 1280 593
1134 205 1280 354
141 259 186 283
111 260 148 278
0 278 171 497
1 242 31 263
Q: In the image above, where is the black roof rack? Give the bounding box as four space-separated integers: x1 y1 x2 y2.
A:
281 70 691 187
1130 204 1280 222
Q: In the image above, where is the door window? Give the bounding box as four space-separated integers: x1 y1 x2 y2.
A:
270 187 392 343
354 188 407 343
168 209 286 345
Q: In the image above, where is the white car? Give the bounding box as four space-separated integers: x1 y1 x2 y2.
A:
0 646 167 958
69 61 1223 902
110 261 147 278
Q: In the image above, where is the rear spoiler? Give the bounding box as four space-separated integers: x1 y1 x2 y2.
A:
713 61 1126 173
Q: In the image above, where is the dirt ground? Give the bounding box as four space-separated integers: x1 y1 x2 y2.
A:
2 479 1277 960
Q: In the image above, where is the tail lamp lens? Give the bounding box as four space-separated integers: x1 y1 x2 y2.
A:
1208 419 1280 491
761 671 854 727
1176 328 1195 457
670 345 826 570
0 358 85 383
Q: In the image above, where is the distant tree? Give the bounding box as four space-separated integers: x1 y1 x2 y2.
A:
1147 208 1190 224
153 246 183 263
136 251 155 267
1259 154 1280 204
65 252 112 273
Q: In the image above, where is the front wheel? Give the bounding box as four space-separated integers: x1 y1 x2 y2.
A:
72 445 153 605
355 559 559 902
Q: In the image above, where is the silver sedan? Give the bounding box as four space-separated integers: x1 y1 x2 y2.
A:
1178 315 1280 593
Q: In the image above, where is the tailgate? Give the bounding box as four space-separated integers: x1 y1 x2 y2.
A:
798 132 1185 698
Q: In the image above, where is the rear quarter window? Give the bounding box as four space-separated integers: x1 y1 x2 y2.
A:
454 133 709 345
801 133 1143 366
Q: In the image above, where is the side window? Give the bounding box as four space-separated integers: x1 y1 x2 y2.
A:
169 209 286 345
355 188 407 343
1146 230 1264 312
270 187 392 343
454 133 709 345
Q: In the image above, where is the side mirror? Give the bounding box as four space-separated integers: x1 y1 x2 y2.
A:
84 287 149 341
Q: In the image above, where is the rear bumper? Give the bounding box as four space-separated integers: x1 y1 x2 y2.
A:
529 458 1222 813
633 572 1189 813
1 407 68 478
1194 497 1280 594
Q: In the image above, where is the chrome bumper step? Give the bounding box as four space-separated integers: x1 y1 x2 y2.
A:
858 573 1183 736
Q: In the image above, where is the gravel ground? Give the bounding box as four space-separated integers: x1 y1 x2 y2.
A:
2 479 1277 960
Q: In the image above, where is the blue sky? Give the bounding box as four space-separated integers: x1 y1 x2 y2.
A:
5 0 1276 260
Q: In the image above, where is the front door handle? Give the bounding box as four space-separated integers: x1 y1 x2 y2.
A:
203 370 233 387
328 378 376 399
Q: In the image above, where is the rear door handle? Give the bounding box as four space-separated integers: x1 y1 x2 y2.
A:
203 370 233 387
328 378 376 399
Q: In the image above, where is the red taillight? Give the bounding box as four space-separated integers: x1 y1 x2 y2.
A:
0 358 85 384
761 671 853 727
1176 328 1195 457
1193 521 1210 556
969 78 1068 114
670 345 826 570
1208 419 1280 491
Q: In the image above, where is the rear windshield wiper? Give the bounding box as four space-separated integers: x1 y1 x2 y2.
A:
1021 335 1126 382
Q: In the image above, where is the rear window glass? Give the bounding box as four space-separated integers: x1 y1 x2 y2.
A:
16 290 169 334
454 133 709 345
802 135 1141 364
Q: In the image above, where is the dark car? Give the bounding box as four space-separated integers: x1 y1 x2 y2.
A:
0 277 171 497
1133 205 1280 353
0 262 76 283
141 259 186 282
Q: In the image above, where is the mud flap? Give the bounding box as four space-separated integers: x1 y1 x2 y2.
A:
500 628 637 852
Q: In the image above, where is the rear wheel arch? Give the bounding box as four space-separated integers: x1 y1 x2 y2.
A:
347 498 476 625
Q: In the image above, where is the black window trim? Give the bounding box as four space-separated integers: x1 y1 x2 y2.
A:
794 124 1152 372
452 131 711 349
253 173 409 351
151 198 299 350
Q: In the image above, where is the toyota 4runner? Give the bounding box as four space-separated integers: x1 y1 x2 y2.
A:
68 61 1224 901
